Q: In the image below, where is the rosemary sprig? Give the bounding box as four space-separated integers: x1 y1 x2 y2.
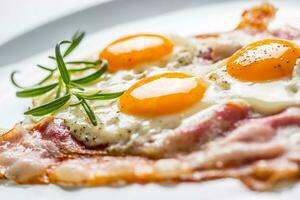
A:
75 91 124 100
67 60 102 65
79 98 97 126
11 71 25 89
55 41 71 85
55 78 63 98
36 64 56 72
12 31 123 126
72 62 107 84
24 94 71 116
63 30 85 57
16 83 58 97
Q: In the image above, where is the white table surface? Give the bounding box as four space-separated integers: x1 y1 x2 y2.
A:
0 0 109 45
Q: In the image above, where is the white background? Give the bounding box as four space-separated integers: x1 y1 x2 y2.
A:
0 0 108 45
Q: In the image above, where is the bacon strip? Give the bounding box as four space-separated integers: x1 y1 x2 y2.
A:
133 103 249 157
33 117 105 156
235 2 276 32
271 26 300 40
2 106 300 191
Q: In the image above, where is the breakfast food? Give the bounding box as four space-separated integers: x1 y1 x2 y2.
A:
2 3 300 191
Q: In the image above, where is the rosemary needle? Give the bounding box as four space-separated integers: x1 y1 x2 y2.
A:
12 31 123 125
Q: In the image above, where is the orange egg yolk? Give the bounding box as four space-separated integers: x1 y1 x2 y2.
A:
119 72 207 117
227 38 300 82
99 34 174 72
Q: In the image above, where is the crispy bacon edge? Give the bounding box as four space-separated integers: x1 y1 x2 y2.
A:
1 105 300 191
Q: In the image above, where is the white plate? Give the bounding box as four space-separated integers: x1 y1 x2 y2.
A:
1 0 300 199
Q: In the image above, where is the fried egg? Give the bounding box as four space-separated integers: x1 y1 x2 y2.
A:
119 72 207 117
49 33 300 150
99 34 174 72
227 39 300 82
205 38 300 114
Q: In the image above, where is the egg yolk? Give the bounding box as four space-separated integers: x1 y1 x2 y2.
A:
119 73 207 117
227 39 300 82
99 34 174 72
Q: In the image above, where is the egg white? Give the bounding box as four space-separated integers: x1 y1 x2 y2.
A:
53 35 215 149
32 32 300 150
203 59 300 114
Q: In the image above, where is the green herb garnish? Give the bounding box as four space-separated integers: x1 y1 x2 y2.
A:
16 83 58 98
63 30 85 57
11 31 123 126
24 94 71 116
